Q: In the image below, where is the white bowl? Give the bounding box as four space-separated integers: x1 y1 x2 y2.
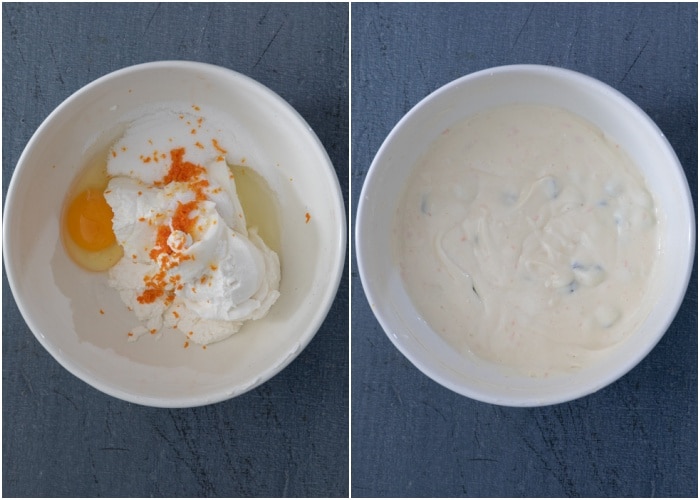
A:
4 61 346 407
356 64 695 407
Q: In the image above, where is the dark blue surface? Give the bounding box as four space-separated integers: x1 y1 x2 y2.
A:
3 3 348 497
351 3 697 497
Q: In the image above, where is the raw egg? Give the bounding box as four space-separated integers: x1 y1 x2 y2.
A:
62 159 123 272
65 188 116 251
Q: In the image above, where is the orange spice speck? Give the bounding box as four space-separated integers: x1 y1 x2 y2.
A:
127 332 134 337
194 141 204 149
161 147 205 184
138 288 165 305
149 225 172 261
173 310 180 319
202 345 207 350
172 200 200 234
192 104 201 111
212 138 227 154
99 309 105 315
191 128 197 135
111 150 117 158
184 341 189 349
305 212 311 224
150 328 157 335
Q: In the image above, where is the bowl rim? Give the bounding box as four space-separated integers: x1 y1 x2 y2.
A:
3 60 347 407
355 63 696 407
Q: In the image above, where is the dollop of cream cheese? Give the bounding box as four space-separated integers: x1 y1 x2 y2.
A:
394 104 661 376
104 107 280 345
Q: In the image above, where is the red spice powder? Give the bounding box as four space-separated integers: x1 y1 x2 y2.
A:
171 200 200 234
161 147 205 184
138 288 164 304
149 225 173 261
136 147 212 306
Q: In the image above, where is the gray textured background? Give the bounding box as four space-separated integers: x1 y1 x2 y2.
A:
3 3 348 497
351 2 697 497
3 1 699 498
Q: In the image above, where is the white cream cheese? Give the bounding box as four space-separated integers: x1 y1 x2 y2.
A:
394 104 661 376
104 107 280 345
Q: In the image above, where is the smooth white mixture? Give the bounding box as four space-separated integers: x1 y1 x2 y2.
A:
394 104 660 376
105 107 280 345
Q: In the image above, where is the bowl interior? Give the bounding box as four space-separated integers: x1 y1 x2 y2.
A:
4 61 346 407
356 65 694 406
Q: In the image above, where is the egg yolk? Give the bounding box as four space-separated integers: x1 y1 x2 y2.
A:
65 188 116 251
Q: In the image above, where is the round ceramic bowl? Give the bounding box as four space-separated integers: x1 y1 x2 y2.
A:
4 61 346 408
356 64 695 407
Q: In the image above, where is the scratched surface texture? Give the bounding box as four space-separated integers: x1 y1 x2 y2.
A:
2 2 348 497
351 2 697 497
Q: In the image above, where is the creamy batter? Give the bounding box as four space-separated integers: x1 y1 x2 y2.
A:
394 104 661 376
